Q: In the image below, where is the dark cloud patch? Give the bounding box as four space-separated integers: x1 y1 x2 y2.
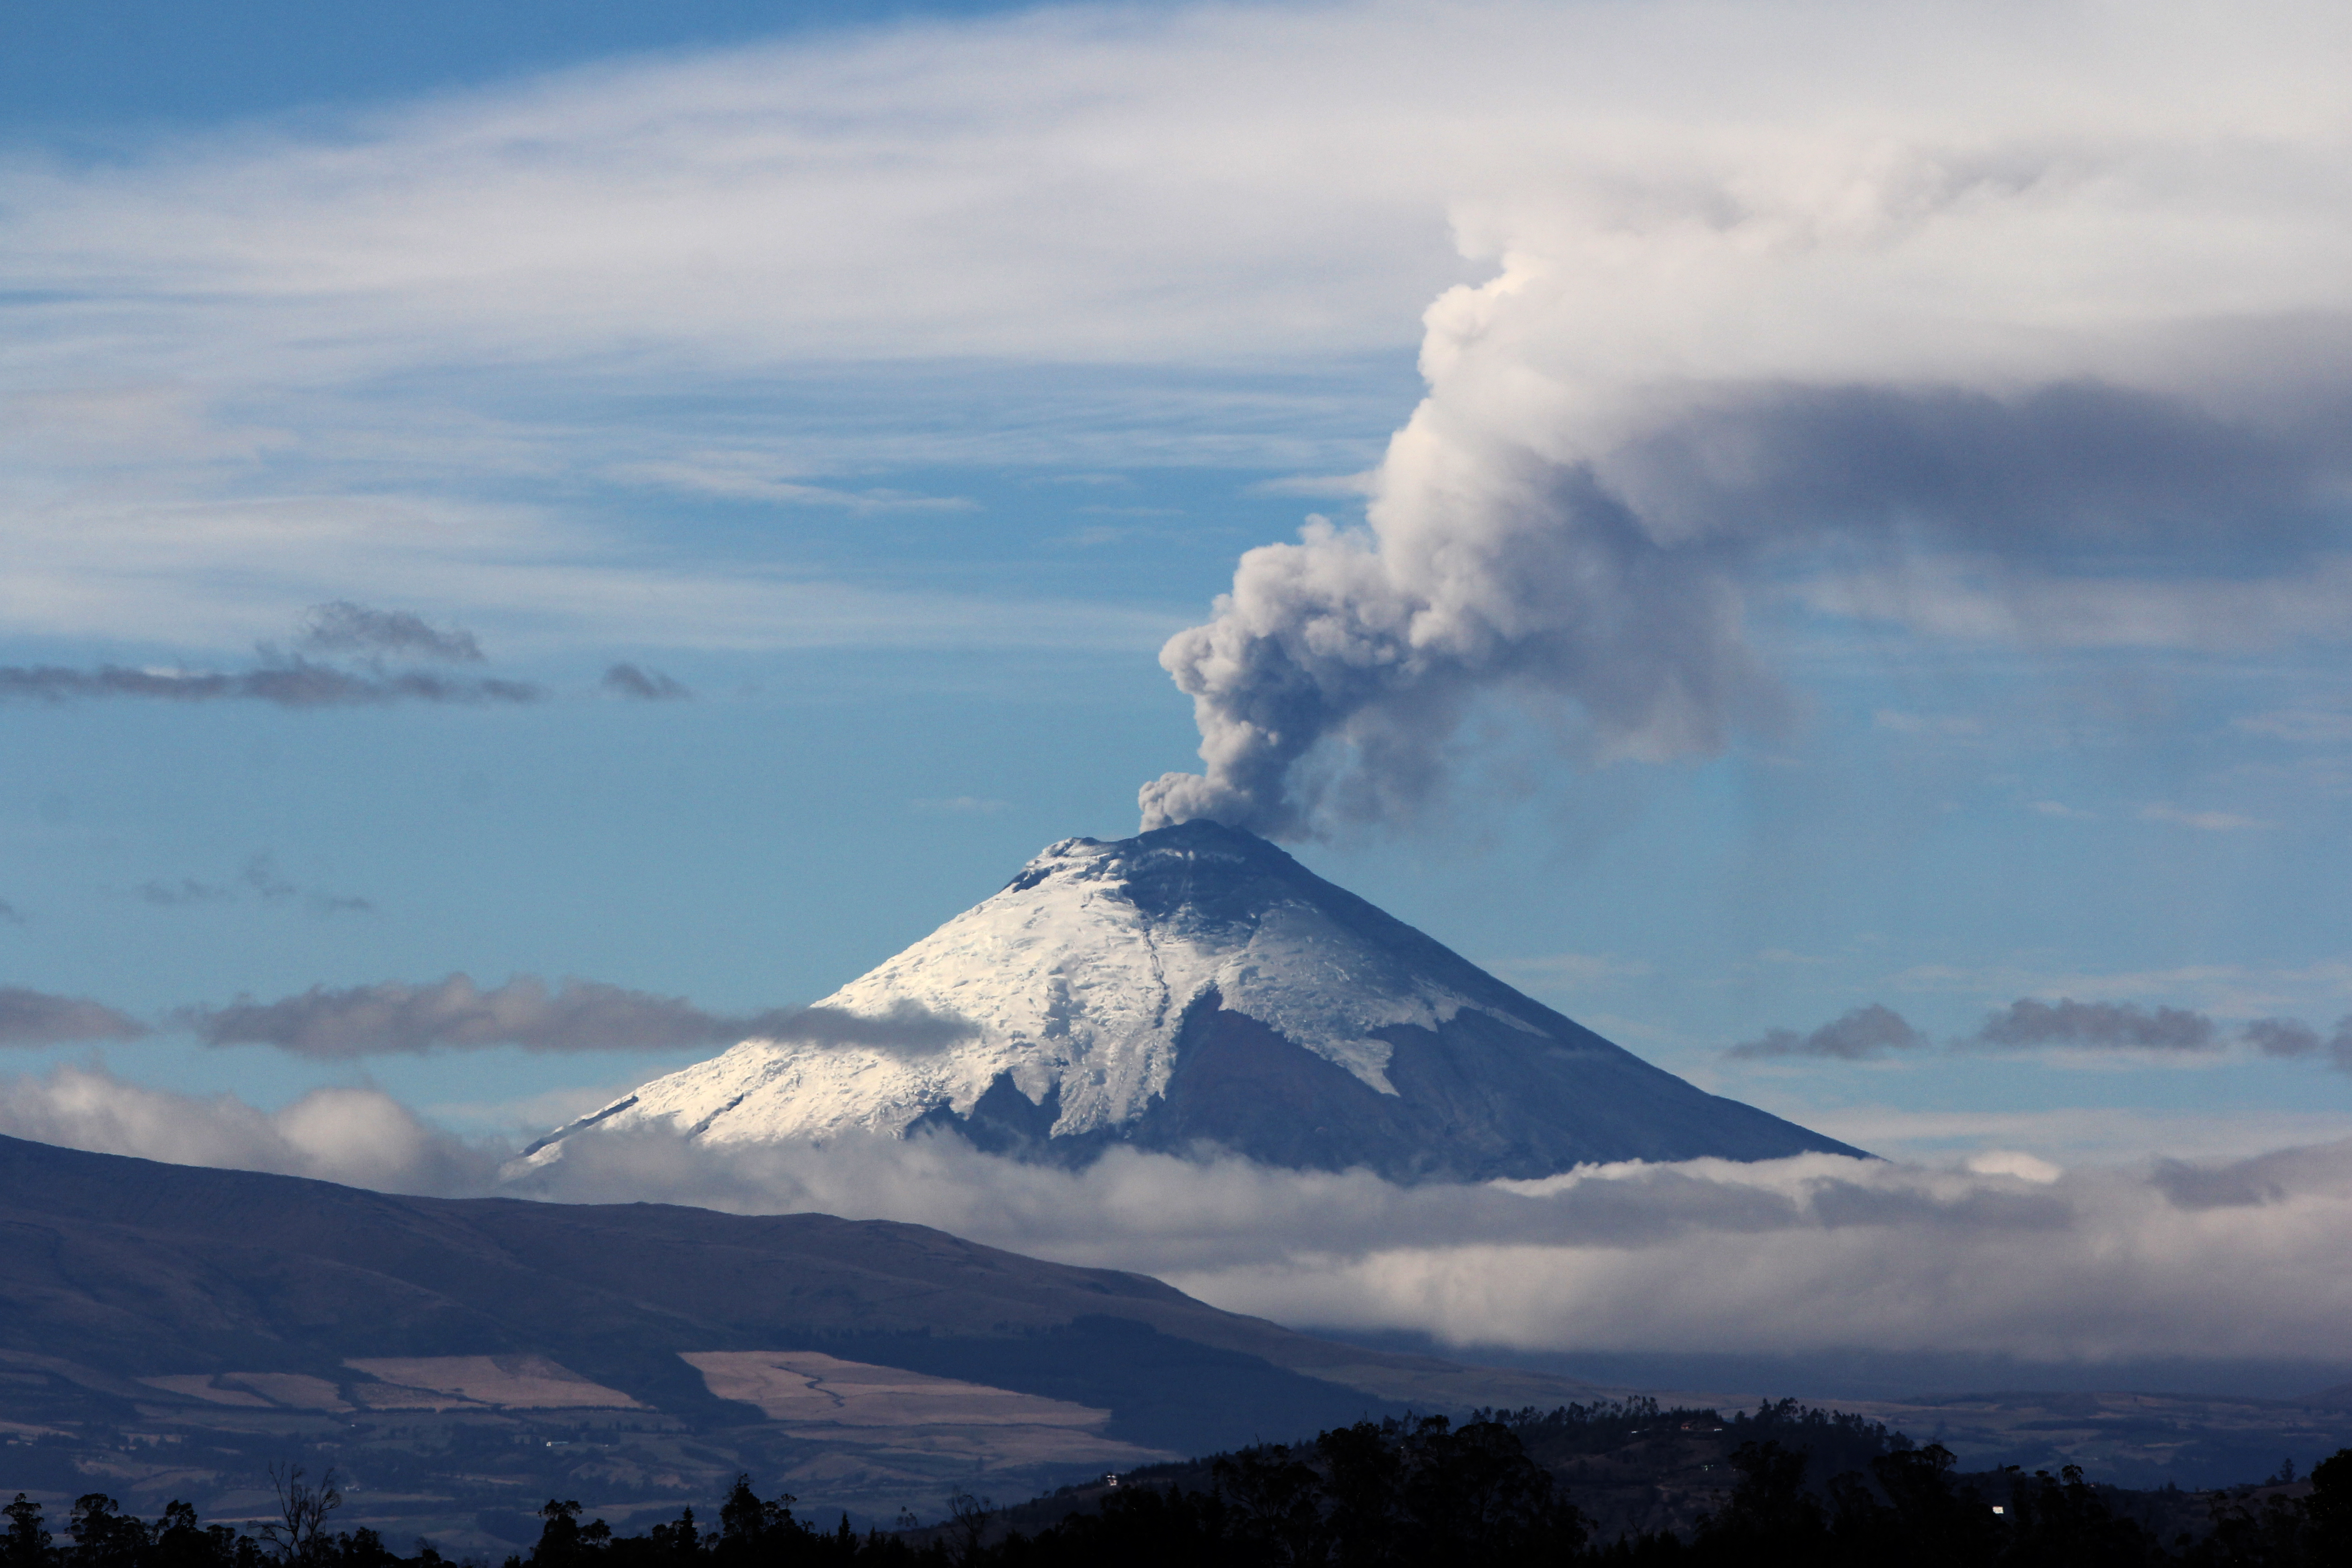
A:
1736 1000 2352 1073
138 878 231 907
135 855 370 917
1972 997 2217 1052
2150 1158 2287 1211
0 899 26 924
0 986 149 1046
2245 1018 2324 1058
308 893 376 917
294 601 485 663
0 659 541 707
178 974 970 1058
774 1000 975 1058
2 601 538 708
1727 1003 1926 1060
240 853 298 901
2241 1017 2352 1070
602 662 692 701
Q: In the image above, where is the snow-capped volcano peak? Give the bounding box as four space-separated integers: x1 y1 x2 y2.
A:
525 820 1861 1180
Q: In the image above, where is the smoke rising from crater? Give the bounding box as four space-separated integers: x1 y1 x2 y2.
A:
1142 13 2352 838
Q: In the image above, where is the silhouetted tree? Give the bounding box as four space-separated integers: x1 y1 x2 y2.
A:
3 1497 50 1568
70 1495 149 1568
259 1468 340 1568
1692 1441 1825 1568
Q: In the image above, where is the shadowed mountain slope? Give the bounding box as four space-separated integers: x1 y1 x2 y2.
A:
0 1132 1584 1456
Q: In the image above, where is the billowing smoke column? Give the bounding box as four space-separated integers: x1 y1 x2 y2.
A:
1139 421 1773 838
1146 54 2352 837
1139 252 1802 838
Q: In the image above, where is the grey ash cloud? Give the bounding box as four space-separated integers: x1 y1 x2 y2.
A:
1728 1003 1927 1060
0 601 539 708
179 974 968 1058
602 662 692 701
0 986 149 1046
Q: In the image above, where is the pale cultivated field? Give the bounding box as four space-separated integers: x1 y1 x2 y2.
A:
140 1373 349 1411
681 1351 1176 1472
343 1355 642 1409
681 1352 1106 1428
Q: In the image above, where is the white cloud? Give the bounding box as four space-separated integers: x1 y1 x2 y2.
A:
517 1127 2352 1363
5 0 2349 671
0 1063 497 1195
16 1061 2352 1366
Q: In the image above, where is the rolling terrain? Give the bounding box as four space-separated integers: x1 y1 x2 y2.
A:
0 1133 1593 1549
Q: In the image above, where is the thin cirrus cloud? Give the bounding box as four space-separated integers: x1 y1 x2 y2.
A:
175 973 973 1059
5 0 2348 696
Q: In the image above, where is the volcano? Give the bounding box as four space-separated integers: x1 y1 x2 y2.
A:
525 819 1861 1180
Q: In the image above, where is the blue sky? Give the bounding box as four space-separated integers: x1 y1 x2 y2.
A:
4 0 2352 1176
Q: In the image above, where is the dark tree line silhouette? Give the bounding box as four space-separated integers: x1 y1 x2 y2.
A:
9 1409 2351 1567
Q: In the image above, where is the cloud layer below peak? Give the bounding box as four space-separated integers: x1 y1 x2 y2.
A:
8 1063 2352 1369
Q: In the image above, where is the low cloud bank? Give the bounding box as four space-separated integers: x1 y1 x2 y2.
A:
516 1127 2352 1365
12 1059 2342 1365
0 1064 496 1195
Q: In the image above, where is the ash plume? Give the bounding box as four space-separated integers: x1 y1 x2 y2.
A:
1143 105 2352 840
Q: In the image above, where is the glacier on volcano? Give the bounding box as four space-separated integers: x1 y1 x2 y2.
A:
520 820 1860 1181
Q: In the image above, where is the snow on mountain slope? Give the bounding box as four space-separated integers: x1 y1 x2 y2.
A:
522 820 1862 1179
